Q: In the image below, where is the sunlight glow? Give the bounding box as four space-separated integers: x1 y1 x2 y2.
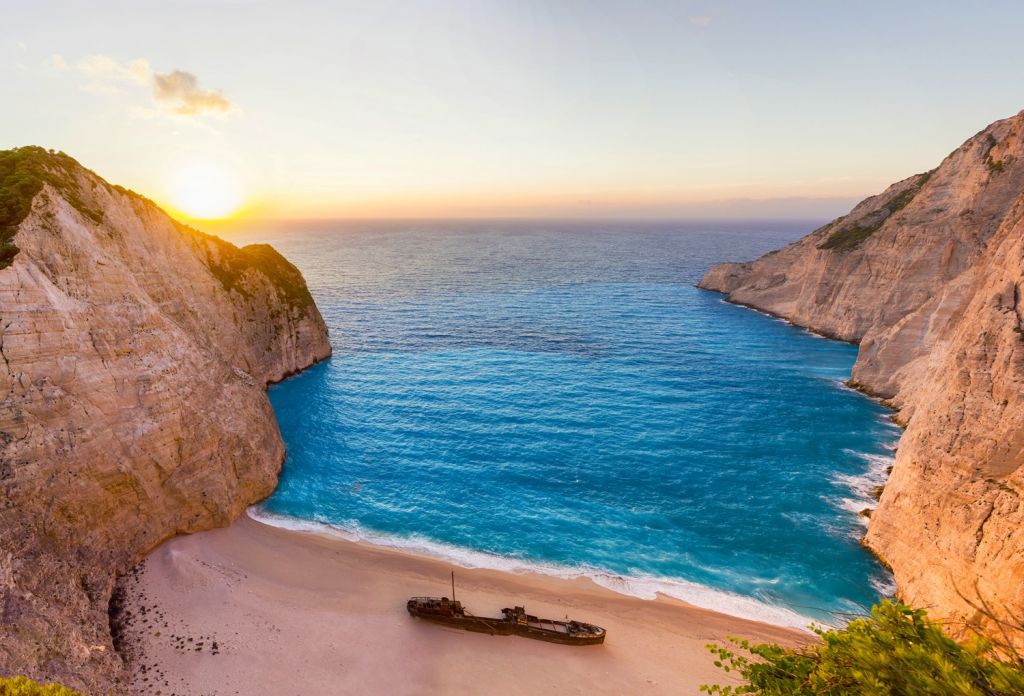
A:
168 160 243 219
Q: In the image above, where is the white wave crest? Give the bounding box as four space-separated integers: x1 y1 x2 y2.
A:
831 450 895 524
869 572 897 598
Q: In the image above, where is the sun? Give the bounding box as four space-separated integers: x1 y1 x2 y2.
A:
168 160 243 219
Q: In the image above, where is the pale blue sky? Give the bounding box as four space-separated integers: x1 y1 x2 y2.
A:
3 1 1022 219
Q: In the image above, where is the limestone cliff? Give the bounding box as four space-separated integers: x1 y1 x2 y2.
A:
699 112 1024 647
0 147 332 692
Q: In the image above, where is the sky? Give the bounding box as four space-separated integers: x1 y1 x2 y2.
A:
3 0 1024 220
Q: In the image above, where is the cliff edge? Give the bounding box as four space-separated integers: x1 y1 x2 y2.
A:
699 112 1024 648
0 147 332 692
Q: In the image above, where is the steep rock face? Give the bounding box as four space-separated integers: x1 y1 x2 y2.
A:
698 112 1024 647
0 149 331 692
865 201 1024 645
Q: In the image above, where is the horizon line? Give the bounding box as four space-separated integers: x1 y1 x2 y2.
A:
193 214 834 226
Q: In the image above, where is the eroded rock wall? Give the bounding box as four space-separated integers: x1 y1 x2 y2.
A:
0 154 331 692
699 111 1024 647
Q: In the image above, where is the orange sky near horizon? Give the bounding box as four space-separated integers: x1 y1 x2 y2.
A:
5 2 1023 223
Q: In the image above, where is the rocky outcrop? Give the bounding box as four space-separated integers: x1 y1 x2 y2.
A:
699 112 1024 648
0 148 332 692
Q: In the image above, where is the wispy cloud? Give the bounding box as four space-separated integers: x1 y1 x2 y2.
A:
46 54 68 70
77 54 151 84
152 70 232 116
689 15 713 29
52 53 233 118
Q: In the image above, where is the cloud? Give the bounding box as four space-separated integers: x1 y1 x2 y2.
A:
77 54 150 84
66 54 232 118
152 70 232 116
689 15 713 28
47 54 68 70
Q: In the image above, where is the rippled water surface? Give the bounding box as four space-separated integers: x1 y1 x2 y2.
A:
225 220 898 626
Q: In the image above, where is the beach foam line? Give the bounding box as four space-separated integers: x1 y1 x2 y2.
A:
247 506 816 631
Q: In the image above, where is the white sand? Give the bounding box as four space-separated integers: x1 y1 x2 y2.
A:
118 514 808 695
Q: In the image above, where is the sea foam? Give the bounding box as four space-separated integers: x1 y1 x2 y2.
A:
248 506 815 630
830 450 896 528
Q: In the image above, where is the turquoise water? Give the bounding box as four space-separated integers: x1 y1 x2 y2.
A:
234 220 898 627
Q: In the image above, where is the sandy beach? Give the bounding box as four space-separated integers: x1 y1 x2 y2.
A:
116 513 808 696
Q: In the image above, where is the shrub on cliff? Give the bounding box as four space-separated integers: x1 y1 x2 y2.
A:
701 600 1024 695
817 171 932 252
0 146 105 269
0 676 80 696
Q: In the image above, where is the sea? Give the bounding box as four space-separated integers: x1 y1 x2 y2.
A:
220 219 899 629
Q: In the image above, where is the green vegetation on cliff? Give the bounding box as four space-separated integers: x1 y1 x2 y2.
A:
0 147 313 318
238 242 318 312
987 157 1007 174
181 222 317 315
702 600 1024 695
818 171 933 253
0 676 80 696
0 147 105 269
983 133 1008 174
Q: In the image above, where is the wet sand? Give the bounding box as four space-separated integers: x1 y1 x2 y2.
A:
117 513 808 695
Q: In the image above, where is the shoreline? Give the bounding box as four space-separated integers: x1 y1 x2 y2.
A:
249 506 821 630
117 513 809 695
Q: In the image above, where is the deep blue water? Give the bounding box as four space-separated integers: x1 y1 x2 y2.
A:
225 220 898 627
